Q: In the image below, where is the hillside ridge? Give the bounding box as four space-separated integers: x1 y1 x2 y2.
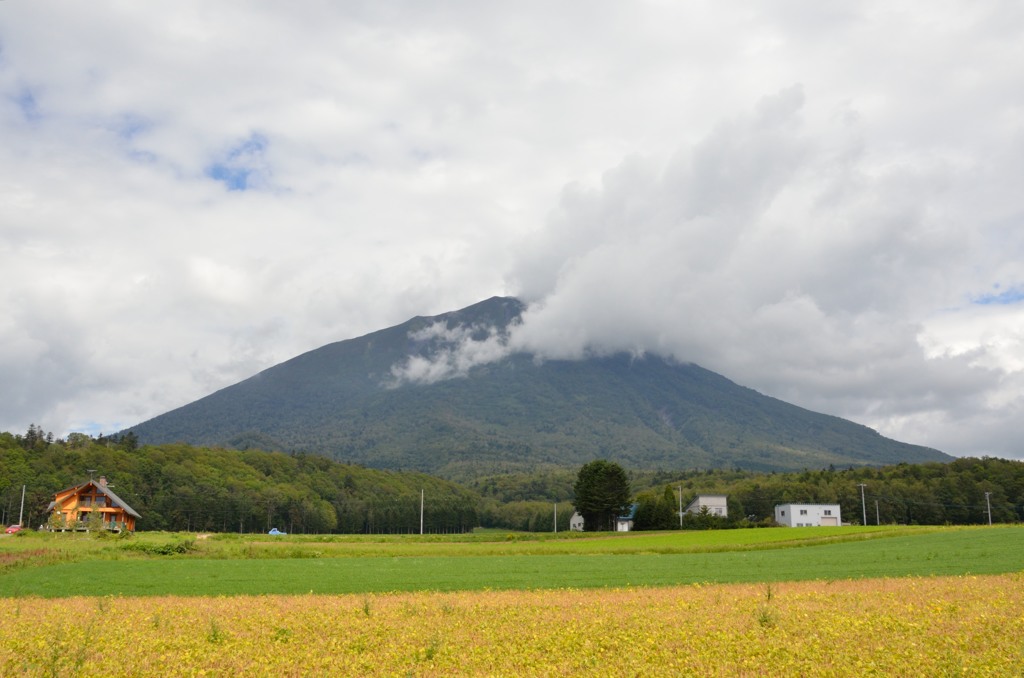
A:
126 297 950 475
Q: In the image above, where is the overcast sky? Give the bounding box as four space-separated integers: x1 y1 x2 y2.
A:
2 1 1023 460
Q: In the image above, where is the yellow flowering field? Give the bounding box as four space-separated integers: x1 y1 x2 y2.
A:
2 574 1022 676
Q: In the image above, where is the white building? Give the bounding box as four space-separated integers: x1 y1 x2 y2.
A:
774 503 841 527
684 494 728 518
615 504 639 532
569 507 638 531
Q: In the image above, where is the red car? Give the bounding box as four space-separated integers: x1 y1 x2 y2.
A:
4 525 21 534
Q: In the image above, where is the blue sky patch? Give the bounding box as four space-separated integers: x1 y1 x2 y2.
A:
13 86 42 121
207 163 253 190
116 114 150 141
973 286 1024 305
204 132 269 191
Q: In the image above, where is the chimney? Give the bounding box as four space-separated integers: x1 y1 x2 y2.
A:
99 475 107 487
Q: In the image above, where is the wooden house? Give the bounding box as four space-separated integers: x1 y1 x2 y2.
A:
47 476 140 532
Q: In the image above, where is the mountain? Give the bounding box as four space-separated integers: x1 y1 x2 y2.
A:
126 296 951 476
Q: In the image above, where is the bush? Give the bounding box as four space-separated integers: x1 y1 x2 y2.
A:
120 538 197 556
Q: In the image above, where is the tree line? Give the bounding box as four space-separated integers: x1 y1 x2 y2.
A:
485 457 1024 531
3 426 1022 533
1 428 478 534
644 458 1023 528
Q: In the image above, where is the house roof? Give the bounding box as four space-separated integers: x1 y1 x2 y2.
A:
617 503 639 521
51 480 141 519
774 503 840 509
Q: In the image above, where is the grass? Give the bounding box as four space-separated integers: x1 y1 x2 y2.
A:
0 523 912 566
1 525 1020 597
0 522 935 558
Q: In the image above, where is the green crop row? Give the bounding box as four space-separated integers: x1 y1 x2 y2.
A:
1 525 1020 597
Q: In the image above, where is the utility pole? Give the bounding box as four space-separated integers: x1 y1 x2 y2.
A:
18 485 25 527
985 492 992 526
875 500 880 526
419 489 424 535
553 503 557 533
858 484 867 526
678 485 683 528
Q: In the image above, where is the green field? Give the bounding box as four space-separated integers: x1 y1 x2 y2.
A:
2 525 1021 598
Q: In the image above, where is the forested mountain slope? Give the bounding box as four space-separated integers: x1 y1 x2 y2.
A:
126 297 950 476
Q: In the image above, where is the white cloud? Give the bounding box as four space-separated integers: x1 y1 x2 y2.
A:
496 79 1024 458
388 321 512 386
0 1 1022 459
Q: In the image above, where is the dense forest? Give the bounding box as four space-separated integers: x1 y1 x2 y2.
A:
0 427 479 534
627 458 1024 529
2 426 1021 533
468 457 1024 531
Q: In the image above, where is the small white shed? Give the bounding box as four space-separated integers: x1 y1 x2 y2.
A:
615 504 639 532
569 512 585 531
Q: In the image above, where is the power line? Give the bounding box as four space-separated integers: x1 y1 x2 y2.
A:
868 493 1002 511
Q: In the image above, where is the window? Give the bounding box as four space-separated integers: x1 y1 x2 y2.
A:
780 510 786 516
824 510 832 516
799 509 808 515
